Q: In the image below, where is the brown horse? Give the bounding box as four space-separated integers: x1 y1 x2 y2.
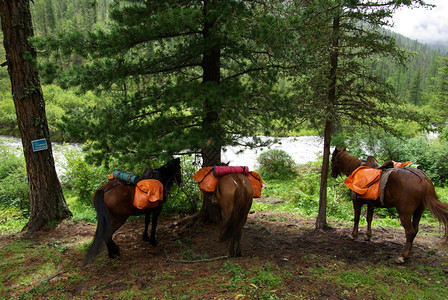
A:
215 173 254 257
331 148 448 263
85 158 181 263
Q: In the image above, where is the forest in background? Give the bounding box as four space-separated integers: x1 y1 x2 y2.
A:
0 0 447 140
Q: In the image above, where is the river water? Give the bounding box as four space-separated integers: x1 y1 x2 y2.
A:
0 135 324 175
0 135 82 178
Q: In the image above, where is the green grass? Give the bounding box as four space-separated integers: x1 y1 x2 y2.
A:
325 265 448 299
0 206 27 234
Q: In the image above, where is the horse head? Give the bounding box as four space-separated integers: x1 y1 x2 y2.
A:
141 157 181 187
330 147 345 178
165 157 182 187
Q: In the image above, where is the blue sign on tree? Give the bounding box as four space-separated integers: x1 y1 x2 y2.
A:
32 139 48 152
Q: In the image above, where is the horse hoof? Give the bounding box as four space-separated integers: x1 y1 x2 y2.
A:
143 235 149 242
363 235 371 241
348 234 357 240
395 256 405 264
150 239 158 247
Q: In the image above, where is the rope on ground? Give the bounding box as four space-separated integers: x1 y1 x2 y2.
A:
164 247 228 263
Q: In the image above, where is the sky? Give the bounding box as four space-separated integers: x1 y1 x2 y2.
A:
391 0 448 49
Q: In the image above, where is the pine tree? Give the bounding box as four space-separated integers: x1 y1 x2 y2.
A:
286 0 428 229
0 0 72 232
35 0 294 223
409 68 423 105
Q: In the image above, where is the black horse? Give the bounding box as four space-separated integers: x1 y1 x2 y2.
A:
85 158 181 263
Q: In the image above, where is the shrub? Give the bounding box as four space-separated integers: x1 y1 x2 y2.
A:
0 144 29 214
162 156 202 215
345 128 448 186
61 148 110 206
257 149 296 179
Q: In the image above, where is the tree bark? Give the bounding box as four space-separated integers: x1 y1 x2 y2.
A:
315 15 340 230
0 0 72 232
316 120 332 230
196 0 222 224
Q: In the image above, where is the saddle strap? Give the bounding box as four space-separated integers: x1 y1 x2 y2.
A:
102 179 124 193
379 169 394 206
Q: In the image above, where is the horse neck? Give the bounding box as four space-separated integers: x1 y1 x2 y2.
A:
156 166 176 189
340 152 361 175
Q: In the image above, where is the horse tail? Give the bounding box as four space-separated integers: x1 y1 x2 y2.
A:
85 190 112 263
220 184 252 242
423 178 448 237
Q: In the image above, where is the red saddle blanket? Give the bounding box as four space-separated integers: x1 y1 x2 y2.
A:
213 166 249 177
344 166 381 200
133 179 164 209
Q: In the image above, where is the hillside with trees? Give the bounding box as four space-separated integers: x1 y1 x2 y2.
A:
0 0 446 140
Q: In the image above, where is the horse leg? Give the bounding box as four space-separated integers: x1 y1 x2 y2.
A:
364 203 374 241
234 230 243 257
349 194 362 240
106 217 127 258
143 212 151 242
412 205 425 235
228 237 235 257
105 237 120 258
397 213 417 264
148 207 162 246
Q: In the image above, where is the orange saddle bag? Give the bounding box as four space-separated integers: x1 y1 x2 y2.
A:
193 167 219 193
247 171 266 198
133 179 164 209
344 166 381 200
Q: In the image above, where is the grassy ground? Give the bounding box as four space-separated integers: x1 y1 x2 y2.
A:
1 169 448 299
1 202 447 299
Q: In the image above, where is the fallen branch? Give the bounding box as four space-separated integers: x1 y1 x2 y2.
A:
169 213 200 229
29 271 66 290
113 229 135 237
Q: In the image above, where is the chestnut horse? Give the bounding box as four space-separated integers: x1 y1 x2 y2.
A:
215 173 254 256
85 158 181 263
331 148 448 263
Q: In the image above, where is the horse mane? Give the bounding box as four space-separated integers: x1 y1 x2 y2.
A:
337 150 362 175
363 156 381 168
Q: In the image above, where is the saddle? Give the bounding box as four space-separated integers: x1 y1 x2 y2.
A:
193 166 265 198
345 166 381 200
103 175 164 210
347 160 421 204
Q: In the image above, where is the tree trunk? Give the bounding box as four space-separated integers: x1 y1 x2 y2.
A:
316 15 340 230
316 120 332 229
0 0 72 232
196 0 222 224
